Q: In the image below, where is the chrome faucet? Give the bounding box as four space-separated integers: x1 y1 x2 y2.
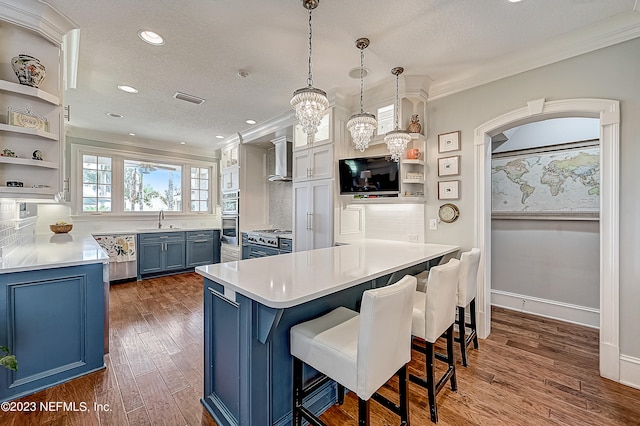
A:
158 210 165 228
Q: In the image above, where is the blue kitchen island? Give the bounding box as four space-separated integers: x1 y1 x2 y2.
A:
0 233 109 402
196 239 459 426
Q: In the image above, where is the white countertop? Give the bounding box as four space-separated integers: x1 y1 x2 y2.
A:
0 233 109 274
196 239 459 308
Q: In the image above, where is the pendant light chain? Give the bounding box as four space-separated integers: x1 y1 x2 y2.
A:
307 8 313 87
359 47 364 113
347 37 377 152
291 0 329 143
394 72 400 130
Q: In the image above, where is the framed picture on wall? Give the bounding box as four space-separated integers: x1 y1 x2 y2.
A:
438 131 461 153
438 180 460 200
438 155 460 177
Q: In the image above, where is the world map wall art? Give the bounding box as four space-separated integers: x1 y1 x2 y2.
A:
491 140 600 218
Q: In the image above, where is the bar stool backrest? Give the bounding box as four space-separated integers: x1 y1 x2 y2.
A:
357 274 417 400
457 248 481 308
424 259 461 343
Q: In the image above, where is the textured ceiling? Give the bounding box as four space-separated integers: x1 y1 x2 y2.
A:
43 0 638 150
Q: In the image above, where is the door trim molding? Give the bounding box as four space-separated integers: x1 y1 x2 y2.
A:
473 98 620 381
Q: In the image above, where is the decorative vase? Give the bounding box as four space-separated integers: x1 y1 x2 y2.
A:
11 54 46 88
407 114 422 134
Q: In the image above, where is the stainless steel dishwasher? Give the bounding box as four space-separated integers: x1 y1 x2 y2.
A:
93 234 137 282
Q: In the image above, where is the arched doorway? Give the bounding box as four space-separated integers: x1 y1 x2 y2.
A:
473 98 620 381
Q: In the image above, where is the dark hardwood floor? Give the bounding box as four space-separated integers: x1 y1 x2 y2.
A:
1 272 639 425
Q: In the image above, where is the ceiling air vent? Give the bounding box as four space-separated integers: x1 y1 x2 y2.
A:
173 91 206 105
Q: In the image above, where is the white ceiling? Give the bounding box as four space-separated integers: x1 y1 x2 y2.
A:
44 0 639 151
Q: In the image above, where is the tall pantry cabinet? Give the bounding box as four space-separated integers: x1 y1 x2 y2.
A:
292 112 335 251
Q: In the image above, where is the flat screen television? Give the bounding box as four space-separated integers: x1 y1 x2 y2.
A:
339 155 400 195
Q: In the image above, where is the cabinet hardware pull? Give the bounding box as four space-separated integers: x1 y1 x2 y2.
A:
306 212 313 230
160 236 168 238
193 239 207 243
64 105 70 121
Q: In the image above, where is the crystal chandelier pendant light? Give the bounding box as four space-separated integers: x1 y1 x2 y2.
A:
347 37 377 152
291 0 329 145
384 67 411 162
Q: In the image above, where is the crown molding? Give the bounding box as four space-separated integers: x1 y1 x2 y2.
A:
0 0 76 45
429 10 640 101
66 126 218 157
237 110 297 145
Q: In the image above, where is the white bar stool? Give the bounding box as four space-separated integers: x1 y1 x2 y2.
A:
456 248 481 367
290 275 417 426
410 258 460 423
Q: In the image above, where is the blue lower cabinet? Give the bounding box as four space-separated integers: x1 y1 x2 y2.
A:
0 263 105 402
139 230 221 277
279 238 292 254
186 230 220 267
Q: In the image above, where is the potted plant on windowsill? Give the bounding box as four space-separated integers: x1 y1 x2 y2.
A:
0 346 17 371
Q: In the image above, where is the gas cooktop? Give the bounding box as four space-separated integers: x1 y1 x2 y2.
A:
246 229 292 248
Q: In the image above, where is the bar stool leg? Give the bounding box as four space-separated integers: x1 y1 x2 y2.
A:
426 342 438 423
358 398 370 426
293 357 303 426
447 325 457 392
458 306 468 367
470 299 479 349
398 365 410 426
337 383 345 405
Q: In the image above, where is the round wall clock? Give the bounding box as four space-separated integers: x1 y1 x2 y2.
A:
438 203 460 223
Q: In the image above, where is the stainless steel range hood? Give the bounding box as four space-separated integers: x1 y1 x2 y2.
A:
268 136 292 181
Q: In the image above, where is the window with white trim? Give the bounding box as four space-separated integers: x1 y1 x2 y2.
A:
123 160 182 211
190 166 210 212
72 145 216 215
82 154 112 212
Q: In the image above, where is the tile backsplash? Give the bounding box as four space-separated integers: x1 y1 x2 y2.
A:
268 180 292 230
0 201 36 258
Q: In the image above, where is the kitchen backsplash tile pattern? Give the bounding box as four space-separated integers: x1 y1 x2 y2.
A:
364 204 425 243
0 201 36 258
268 180 292 230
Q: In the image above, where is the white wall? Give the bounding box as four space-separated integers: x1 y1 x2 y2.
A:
425 37 640 358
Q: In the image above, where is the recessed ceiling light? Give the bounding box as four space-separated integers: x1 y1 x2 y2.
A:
215 135 225 139
118 85 139 93
107 113 123 119
179 141 186 145
138 30 165 46
508 0 523 2
129 132 136 136
348 67 369 79
245 119 257 125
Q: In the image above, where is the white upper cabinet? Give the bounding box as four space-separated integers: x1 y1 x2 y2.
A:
293 113 331 150
293 144 333 182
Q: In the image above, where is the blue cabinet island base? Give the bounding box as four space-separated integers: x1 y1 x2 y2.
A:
0 263 105 402
198 240 459 426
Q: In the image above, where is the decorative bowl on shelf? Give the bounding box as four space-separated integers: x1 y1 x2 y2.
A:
50 224 73 234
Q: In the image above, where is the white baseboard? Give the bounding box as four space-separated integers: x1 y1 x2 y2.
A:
491 290 599 329
620 355 640 390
